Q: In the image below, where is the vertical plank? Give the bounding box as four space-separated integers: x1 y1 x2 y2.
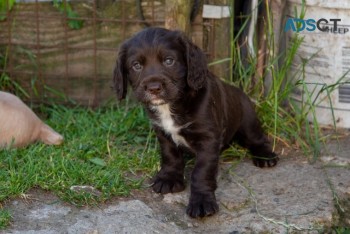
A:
164 0 191 34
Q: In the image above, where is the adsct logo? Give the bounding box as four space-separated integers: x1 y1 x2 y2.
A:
284 18 348 34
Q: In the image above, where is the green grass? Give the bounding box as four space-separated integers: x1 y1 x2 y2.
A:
0 104 159 207
0 209 11 229
333 227 350 234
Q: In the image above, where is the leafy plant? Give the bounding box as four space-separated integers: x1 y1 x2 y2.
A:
219 0 344 159
0 0 15 21
53 0 84 30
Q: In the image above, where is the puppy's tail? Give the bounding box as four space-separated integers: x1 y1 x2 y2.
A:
39 123 64 145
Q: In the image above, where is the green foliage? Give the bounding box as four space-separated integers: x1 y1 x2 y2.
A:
0 210 11 229
222 1 344 159
53 0 84 30
333 227 350 234
0 0 15 21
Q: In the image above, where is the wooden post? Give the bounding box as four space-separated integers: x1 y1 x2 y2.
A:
164 0 191 34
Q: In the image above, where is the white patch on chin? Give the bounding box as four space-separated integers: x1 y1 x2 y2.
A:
151 104 189 147
150 99 166 106
146 93 166 106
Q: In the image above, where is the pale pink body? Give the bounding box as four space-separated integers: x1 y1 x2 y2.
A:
0 91 64 148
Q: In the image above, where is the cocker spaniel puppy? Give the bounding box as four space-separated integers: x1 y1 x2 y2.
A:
113 27 278 218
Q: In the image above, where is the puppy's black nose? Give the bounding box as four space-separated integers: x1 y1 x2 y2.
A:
146 82 162 95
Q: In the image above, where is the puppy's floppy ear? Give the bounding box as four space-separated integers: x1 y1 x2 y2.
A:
113 44 128 100
180 33 208 90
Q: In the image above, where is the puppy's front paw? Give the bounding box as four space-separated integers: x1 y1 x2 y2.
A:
186 193 219 218
252 152 279 168
152 175 185 194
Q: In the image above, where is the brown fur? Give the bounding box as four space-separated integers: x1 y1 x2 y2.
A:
113 28 278 218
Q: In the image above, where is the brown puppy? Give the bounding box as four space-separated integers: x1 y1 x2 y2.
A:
113 27 278 218
0 91 64 148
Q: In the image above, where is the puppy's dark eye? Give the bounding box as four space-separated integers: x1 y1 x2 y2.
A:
163 57 175 67
132 61 142 71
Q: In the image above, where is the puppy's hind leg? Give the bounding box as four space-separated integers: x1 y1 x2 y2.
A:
236 115 278 168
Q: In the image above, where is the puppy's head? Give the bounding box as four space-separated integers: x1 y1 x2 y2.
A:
113 27 208 106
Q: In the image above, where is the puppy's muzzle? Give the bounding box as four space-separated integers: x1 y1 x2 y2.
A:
140 77 168 105
145 81 163 95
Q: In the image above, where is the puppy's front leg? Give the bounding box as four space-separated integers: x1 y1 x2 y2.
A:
186 141 220 218
152 129 186 194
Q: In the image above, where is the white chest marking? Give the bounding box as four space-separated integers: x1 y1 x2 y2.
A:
152 104 189 147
